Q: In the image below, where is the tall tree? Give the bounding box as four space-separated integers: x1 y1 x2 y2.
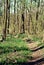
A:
2 0 7 40
21 0 26 33
7 0 10 34
36 0 40 20
14 0 16 32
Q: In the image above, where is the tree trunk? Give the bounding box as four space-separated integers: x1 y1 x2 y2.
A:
22 13 25 33
36 0 40 20
2 0 7 40
7 0 10 34
14 0 16 32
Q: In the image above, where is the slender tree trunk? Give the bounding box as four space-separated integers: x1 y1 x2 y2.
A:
22 13 25 33
28 0 32 34
7 0 10 34
14 0 18 34
21 1 25 34
36 0 40 20
14 0 16 32
18 4 22 34
2 0 7 40
3 0 5 24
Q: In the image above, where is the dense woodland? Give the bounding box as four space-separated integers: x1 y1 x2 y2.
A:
0 0 44 41
0 0 44 64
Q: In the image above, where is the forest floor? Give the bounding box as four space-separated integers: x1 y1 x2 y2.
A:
0 34 44 65
23 35 44 65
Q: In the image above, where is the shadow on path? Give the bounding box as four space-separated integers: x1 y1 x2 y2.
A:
0 57 44 65
31 46 44 51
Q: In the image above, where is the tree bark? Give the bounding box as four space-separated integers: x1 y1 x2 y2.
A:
2 0 7 40
7 0 10 34
36 0 40 20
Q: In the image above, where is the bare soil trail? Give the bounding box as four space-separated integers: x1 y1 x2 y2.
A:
26 39 44 65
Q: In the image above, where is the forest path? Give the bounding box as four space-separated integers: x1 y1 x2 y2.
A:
27 42 44 51
27 41 44 58
27 41 41 49
32 48 44 59
26 40 44 65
